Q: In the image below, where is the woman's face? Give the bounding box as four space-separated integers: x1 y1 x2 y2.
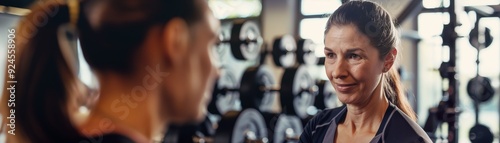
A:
161 1 220 123
324 24 386 106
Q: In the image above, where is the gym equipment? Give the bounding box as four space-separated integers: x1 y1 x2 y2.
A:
316 57 325 65
217 21 263 61
165 109 271 143
466 76 494 103
215 109 268 143
296 39 318 66
272 35 297 68
468 19 493 49
438 62 451 78
425 2 461 142
258 37 314 67
314 80 341 110
208 69 240 115
262 113 303 143
210 65 318 119
465 13 495 143
280 66 317 119
469 124 493 143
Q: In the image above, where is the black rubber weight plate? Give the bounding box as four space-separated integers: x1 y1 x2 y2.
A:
467 76 495 103
280 65 316 119
297 39 318 66
273 115 303 143
215 109 268 143
469 124 493 143
209 69 240 115
272 35 297 67
240 66 277 111
314 80 340 109
230 21 262 60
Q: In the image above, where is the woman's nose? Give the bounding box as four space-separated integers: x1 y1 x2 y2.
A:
331 60 348 79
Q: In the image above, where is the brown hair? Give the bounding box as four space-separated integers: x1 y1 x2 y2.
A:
324 1 417 121
1 0 202 142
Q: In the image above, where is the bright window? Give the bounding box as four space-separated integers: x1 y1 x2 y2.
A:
208 0 262 19
301 0 342 15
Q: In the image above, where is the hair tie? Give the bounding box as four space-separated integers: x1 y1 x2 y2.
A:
68 0 79 27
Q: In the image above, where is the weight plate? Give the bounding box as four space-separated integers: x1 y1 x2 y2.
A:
230 21 263 61
209 69 240 115
438 62 450 78
469 25 493 49
274 115 303 143
272 35 297 68
467 76 495 103
262 113 303 143
441 24 454 46
315 80 341 109
280 65 316 119
259 44 268 65
240 66 277 111
215 109 268 143
469 124 493 143
297 39 318 66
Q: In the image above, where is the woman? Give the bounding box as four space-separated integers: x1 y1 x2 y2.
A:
1 0 219 142
299 1 432 143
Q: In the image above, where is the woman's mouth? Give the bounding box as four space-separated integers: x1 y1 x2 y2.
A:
335 83 357 92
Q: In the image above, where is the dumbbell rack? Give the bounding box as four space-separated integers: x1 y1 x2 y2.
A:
164 19 342 143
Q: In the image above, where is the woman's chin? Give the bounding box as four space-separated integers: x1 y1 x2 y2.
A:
337 94 355 104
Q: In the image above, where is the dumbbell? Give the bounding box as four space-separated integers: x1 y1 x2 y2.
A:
215 108 269 143
257 35 297 68
467 76 495 103
216 20 263 61
261 113 303 143
209 65 318 119
165 109 268 143
271 35 297 68
258 36 317 68
469 124 493 143
314 80 341 110
208 69 241 115
296 39 318 66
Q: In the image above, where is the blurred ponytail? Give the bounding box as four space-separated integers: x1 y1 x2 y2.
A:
1 0 204 142
383 67 417 121
1 1 85 142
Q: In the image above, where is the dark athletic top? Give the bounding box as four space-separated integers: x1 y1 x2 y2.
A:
72 134 134 143
299 104 432 143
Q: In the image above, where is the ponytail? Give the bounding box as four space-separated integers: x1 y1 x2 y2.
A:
1 1 84 142
383 67 417 121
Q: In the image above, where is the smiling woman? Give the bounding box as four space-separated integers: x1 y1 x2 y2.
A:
299 1 432 143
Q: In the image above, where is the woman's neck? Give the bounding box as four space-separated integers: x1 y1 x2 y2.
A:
79 73 168 142
343 84 389 134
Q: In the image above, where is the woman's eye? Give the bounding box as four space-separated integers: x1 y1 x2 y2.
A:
349 54 361 60
325 53 334 59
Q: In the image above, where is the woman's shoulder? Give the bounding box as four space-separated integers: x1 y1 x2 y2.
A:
382 106 432 143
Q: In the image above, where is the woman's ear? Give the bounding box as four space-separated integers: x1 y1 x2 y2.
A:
383 48 397 72
161 18 190 68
